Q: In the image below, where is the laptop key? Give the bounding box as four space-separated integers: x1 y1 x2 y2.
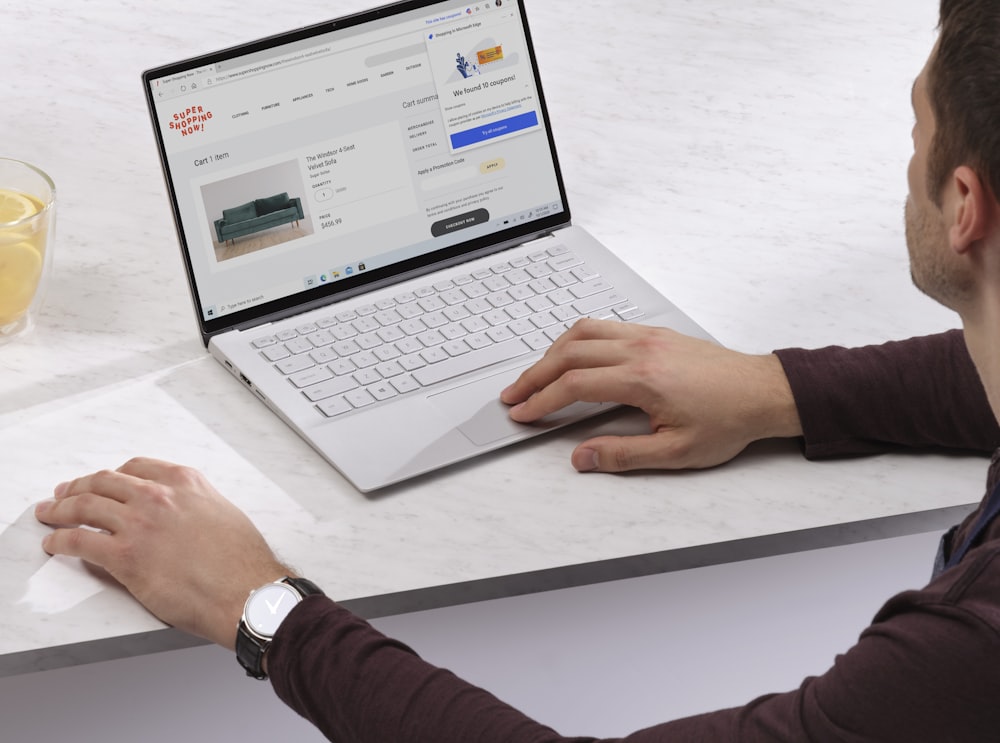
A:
615 306 645 322
376 360 405 377
345 389 376 408
285 337 313 355
523 332 552 351
570 278 614 298
353 351 379 368
311 347 338 364
276 355 314 375
374 346 401 362
573 290 629 315
329 359 357 376
369 382 398 402
262 346 291 362
290 366 334 389
548 254 583 272
316 396 353 417
419 346 449 365
303 375 359 402
443 339 471 357
390 374 420 394
399 354 426 371
353 368 382 386
465 332 494 350
252 335 278 348
551 305 580 323
307 330 335 347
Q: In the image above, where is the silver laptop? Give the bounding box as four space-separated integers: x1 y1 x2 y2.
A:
142 0 711 492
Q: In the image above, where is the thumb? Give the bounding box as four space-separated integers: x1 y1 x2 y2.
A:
572 433 684 473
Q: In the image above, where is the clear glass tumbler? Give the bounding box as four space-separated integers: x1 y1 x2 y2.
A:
0 158 56 342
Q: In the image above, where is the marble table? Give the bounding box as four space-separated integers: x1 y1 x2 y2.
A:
1 0 977 677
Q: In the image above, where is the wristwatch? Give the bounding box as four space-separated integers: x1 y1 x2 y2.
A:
236 576 324 679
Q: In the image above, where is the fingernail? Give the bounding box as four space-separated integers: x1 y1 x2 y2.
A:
34 500 50 516
575 448 600 472
54 481 69 498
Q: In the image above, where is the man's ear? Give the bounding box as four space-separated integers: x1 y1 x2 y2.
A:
949 165 991 254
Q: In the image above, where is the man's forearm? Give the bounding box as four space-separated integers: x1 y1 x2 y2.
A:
775 330 1000 458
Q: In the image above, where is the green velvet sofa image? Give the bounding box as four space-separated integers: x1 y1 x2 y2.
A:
214 192 304 245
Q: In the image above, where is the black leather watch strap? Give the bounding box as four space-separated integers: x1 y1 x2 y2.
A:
235 623 269 680
236 577 324 680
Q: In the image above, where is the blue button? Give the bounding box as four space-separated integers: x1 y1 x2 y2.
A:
450 110 539 149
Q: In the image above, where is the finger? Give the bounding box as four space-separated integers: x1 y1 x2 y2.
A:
561 317 645 342
502 334 640 406
508 365 643 422
116 456 182 480
54 468 151 505
501 319 638 403
118 457 220 500
35 492 127 533
41 525 114 564
571 432 686 473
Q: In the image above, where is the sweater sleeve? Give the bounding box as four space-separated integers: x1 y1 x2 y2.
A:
773 329 1000 459
267 549 1000 743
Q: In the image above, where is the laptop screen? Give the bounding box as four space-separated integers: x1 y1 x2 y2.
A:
143 0 570 341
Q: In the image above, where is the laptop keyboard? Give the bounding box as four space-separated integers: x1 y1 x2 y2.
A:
249 244 645 417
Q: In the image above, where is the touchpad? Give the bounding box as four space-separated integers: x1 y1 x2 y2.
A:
429 366 607 446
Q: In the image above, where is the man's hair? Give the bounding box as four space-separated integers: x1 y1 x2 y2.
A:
927 0 1000 205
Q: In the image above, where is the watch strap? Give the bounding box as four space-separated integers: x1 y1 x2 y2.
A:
236 576 324 680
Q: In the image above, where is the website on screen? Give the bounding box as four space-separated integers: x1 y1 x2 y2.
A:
149 0 564 322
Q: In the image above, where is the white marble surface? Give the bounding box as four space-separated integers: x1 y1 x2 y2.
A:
1 0 980 673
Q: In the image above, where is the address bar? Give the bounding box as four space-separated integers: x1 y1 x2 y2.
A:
213 45 334 84
209 6 485 86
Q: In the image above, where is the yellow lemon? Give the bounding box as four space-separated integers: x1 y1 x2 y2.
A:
0 240 43 325
0 189 39 225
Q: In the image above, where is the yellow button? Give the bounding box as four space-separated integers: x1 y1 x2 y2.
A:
480 158 506 174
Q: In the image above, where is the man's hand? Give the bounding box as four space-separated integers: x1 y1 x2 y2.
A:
34 458 288 649
501 319 802 472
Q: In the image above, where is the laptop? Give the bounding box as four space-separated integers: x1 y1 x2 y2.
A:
142 0 712 492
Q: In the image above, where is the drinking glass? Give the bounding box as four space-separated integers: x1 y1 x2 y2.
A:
0 158 56 342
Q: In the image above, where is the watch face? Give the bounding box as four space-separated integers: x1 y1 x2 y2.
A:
245 583 301 638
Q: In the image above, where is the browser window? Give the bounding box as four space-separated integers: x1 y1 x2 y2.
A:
146 0 564 324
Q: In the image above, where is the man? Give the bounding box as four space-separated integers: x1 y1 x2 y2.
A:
34 0 1000 738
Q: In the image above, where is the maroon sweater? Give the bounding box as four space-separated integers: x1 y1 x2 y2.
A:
268 330 1000 741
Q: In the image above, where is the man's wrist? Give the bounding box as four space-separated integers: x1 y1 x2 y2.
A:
236 576 324 680
751 353 803 440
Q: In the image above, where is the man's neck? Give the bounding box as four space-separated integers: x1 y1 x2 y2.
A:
962 298 1000 424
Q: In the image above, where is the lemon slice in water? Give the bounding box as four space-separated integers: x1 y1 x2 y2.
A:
0 240 43 325
0 189 38 224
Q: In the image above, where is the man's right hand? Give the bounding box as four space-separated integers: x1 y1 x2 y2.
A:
34 458 289 650
501 319 803 472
